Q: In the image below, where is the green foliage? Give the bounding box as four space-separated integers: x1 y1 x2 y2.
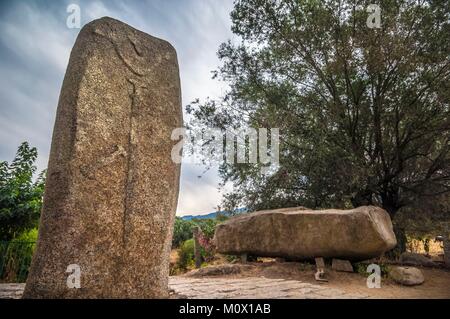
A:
172 218 223 270
172 217 194 248
354 262 389 278
354 263 368 276
395 196 450 237
225 254 239 263
188 0 450 222
0 142 46 241
215 212 229 222
386 223 408 259
298 262 314 271
176 230 218 270
172 217 223 248
13 228 38 242
0 228 38 282
177 238 195 270
193 218 219 239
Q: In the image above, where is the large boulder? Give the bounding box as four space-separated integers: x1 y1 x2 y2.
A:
214 206 396 261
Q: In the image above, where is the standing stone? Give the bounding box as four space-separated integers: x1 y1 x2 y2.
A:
23 17 182 298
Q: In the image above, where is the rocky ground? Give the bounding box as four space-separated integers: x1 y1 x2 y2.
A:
179 260 450 299
2 261 449 299
0 276 366 299
170 275 367 299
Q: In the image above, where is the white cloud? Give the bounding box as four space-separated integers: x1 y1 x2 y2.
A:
0 3 74 72
0 0 236 216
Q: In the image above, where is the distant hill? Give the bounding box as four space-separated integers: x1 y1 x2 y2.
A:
180 207 247 220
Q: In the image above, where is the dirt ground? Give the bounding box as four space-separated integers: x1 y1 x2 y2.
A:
1 257 448 299
181 256 450 299
172 248 450 298
235 261 450 299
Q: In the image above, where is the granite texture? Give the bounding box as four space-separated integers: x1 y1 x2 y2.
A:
389 267 425 286
214 206 397 261
23 17 182 298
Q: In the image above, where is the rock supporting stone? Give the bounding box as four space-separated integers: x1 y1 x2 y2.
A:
23 17 182 298
332 259 354 272
214 206 397 261
314 257 327 282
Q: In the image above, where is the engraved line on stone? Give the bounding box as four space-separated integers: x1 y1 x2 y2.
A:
122 78 139 247
128 36 142 57
93 30 144 77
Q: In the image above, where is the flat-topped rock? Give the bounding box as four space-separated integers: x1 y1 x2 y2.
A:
214 206 396 261
332 259 354 272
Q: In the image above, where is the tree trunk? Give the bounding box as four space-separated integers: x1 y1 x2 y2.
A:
382 204 407 258
390 223 407 256
350 189 373 208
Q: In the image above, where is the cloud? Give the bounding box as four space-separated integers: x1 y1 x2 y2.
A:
0 0 235 216
0 2 74 72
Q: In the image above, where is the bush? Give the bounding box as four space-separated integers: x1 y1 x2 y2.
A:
0 228 38 282
0 142 46 241
194 219 218 239
225 254 239 263
13 228 38 242
177 238 195 270
386 224 408 259
176 236 215 270
354 262 390 278
172 217 227 271
172 218 194 248
172 217 223 249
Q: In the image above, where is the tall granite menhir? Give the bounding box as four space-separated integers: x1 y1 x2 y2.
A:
23 17 182 298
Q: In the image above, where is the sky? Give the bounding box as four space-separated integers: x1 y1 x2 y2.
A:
0 0 236 216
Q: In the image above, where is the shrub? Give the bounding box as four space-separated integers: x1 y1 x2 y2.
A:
192 218 218 239
177 238 195 270
172 218 194 248
354 262 390 278
172 217 223 249
13 228 38 242
0 142 45 241
225 254 239 263
0 228 38 282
